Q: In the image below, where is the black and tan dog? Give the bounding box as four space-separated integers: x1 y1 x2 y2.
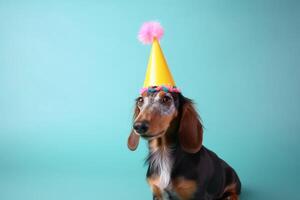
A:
127 90 241 200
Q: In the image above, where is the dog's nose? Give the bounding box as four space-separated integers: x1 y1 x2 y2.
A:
133 121 149 134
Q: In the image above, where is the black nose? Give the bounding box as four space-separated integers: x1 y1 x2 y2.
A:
133 121 149 134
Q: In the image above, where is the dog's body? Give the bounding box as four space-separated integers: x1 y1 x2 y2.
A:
146 143 241 200
128 91 241 200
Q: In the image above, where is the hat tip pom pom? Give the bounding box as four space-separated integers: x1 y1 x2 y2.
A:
138 21 164 45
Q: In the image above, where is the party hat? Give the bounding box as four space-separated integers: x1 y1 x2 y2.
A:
138 21 180 94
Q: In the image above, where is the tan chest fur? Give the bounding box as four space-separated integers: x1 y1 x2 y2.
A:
147 176 197 200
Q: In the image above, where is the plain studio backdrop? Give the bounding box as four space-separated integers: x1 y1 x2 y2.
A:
0 0 299 199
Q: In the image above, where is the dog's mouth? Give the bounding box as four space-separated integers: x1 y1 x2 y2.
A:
139 130 165 140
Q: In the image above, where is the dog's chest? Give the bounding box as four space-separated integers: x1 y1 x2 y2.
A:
147 148 173 190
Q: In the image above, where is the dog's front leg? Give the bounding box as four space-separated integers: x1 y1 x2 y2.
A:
153 189 180 200
152 192 172 200
151 185 163 200
148 176 164 200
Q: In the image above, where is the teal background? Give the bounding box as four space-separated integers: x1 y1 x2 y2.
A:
0 0 299 199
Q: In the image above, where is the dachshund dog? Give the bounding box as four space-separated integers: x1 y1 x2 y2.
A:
127 90 241 200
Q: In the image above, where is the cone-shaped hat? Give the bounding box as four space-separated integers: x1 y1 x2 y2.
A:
138 21 180 94
143 38 175 87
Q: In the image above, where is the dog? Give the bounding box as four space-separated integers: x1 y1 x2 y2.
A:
127 89 241 200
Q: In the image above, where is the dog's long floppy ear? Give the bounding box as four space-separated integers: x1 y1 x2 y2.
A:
127 130 140 151
178 98 203 153
127 106 140 151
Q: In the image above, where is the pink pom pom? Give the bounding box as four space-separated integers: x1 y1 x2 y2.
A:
138 21 164 44
173 88 181 93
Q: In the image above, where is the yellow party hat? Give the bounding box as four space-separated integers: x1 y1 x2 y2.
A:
138 21 180 94
143 38 175 87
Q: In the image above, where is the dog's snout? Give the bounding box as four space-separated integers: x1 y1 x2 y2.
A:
133 121 149 134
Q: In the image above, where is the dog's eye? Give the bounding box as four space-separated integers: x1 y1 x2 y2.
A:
162 96 171 104
137 97 144 106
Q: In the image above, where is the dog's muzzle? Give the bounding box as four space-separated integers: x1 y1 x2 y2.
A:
133 121 149 135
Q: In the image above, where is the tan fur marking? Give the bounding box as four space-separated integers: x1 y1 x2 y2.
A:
223 183 239 200
223 183 236 194
158 91 166 98
147 176 162 199
141 92 148 97
149 139 159 151
172 177 197 200
224 194 239 200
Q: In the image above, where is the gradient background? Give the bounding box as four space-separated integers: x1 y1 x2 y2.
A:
0 0 299 199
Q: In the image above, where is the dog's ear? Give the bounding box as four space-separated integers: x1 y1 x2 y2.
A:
127 130 140 151
178 98 203 153
127 105 140 151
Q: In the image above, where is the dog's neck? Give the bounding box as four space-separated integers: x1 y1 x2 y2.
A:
147 137 174 190
146 123 179 190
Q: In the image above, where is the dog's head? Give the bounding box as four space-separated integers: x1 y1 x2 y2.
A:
127 91 203 153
